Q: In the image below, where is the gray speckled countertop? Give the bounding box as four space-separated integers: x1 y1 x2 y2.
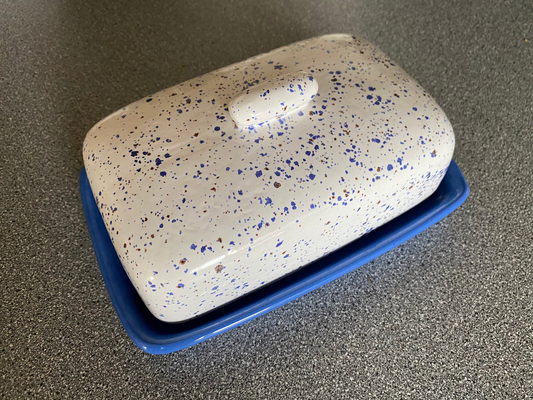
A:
1 0 532 398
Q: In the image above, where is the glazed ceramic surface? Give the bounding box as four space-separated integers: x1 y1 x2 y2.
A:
83 34 454 322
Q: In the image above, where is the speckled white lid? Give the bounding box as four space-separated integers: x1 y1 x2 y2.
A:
83 34 454 322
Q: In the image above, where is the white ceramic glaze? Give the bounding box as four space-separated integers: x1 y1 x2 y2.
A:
83 34 454 322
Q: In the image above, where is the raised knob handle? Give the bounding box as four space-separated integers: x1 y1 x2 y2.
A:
229 71 318 127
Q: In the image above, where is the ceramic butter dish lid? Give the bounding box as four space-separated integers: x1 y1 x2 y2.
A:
83 34 454 323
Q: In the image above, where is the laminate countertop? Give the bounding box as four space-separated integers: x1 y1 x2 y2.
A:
1 1 532 398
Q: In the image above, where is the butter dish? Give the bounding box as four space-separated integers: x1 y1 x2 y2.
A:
81 34 468 349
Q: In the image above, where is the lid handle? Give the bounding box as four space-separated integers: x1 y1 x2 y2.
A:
229 71 318 127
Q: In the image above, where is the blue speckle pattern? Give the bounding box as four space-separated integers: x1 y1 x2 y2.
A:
83 34 454 322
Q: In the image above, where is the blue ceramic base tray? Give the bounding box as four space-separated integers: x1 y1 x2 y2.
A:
80 160 468 354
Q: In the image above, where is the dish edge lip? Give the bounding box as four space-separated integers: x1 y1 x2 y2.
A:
80 160 469 354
